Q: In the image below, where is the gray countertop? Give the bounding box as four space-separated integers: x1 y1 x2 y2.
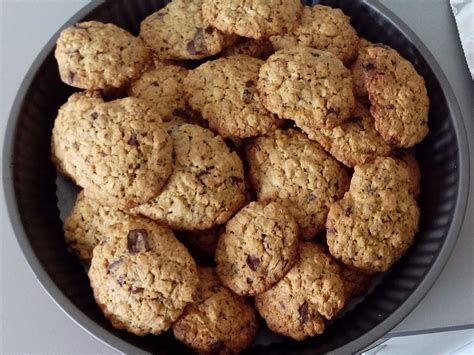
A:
1 0 473 353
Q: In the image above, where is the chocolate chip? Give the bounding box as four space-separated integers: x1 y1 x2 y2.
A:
245 80 255 88
73 142 79 151
196 166 214 180
242 88 253 103
186 28 208 56
127 133 139 147
246 277 253 284
246 255 261 271
344 207 352 216
307 193 316 202
131 286 144 294
107 258 123 272
386 104 395 109
388 136 398 146
310 52 320 58
204 26 214 34
91 112 98 120
327 227 337 234
117 276 125 286
391 59 397 65
66 71 75 84
127 229 150 253
298 301 309 324
363 62 375 71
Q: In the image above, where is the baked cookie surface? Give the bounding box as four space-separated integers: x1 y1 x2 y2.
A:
51 93 173 209
140 0 236 60
350 38 372 100
131 124 246 230
55 21 150 89
363 44 429 147
202 0 303 39
302 101 392 167
258 46 355 129
173 267 258 353
270 5 358 65
184 55 277 138
89 218 199 336
326 157 420 273
215 201 299 295
64 191 128 261
128 62 188 119
245 129 350 239
255 242 345 340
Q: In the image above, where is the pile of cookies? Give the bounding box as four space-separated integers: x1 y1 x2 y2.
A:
52 0 428 353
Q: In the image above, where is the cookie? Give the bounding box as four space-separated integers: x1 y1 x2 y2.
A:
173 267 258 353
51 93 173 209
255 242 345 340
89 218 199 336
392 149 421 198
128 61 189 119
139 0 237 60
301 101 392 167
350 38 373 100
245 129 350 239
221 37 274 60
131 124 246 230
341 267 372 300
64 191 128 260
202 0 303 39
184 55 277 138
270 5 358 65
55 21 151 89
363 44 429 147
215 201 299 296
258 46 355 129
326 157 420 273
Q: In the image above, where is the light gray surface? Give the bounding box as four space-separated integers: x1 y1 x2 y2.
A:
0 0 472 354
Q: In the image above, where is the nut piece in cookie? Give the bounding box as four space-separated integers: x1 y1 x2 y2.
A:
64 191 129 261
139 0 237 60
202 0 303 39
131 124 246 230
270 5 358 65
128 61 188 119
301 101 392 167
89 218 199 336
184 55 277 138
326 157 420 273
255 243 345 341
51 93 173 209
363 44 429 147
215 201 299 296
258 46 355 129
221 37 275 60
245 129 350 240
55 21 151 89
173 267 258 353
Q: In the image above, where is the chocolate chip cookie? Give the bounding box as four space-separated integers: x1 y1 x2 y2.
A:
258 46 355 129
173 267 258 353
255 242 345 340
270 5 358 65
51 93 173 209
89 218 199 336
326 157 420 273
131 124 246 230
245 129 350 239
184 55 277 138
301 101 392 167
55 21 151 89
140 0 236 60
202 0 303 39
215 201 299 295
363 44 429 147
